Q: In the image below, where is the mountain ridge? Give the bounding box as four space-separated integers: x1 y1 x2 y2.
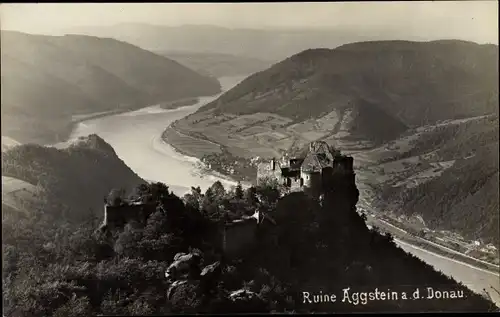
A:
1 134 146 223
1 30 221 145
167 40 498 161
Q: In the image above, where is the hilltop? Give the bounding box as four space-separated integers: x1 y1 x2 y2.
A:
2 146 498 315
198 41 497 126
166 40 497 158
1 31 221 144
65 23 402 61
65 23 496 62
1 134 145 223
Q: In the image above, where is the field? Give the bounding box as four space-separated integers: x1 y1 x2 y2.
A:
167 108 381 161
1 136 21 152
2 176 39 215
162 126 222 158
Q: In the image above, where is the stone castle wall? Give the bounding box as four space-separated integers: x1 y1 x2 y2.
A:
256 159 283 185
223 219 258 256
103 203 157 228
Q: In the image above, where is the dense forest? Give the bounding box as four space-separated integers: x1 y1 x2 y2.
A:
3 167 497 315
1 135 145 224
375 115 499 246
196 40 498 127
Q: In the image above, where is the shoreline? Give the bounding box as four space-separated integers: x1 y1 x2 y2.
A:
379 219 500 271
162 123 255 187
159 132 246 189
159 97 199 110
55 96 215 147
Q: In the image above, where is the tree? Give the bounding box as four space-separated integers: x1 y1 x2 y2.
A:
114 222 143 258
149 182 170 202
244 186 259 206
235 182 244 200
134 183 150 199
384 232 394 244
183 187 204 211
53 296 93 317
107 188 125 206
255 182 281 211
360 212 368 222
143 210 169 239
210 181 226 200
169 282 203 313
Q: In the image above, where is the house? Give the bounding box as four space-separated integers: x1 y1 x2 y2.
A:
485 243 498 252
256 141 353 195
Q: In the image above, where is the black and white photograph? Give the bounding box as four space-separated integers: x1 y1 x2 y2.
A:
1 2 499 315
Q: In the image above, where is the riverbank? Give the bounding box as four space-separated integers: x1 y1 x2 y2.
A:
367 215 499 275
159 97 199 110
159 137 242 184
162 118 258 184
161 125 254 188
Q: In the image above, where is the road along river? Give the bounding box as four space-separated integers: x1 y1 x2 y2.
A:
68 75 499 308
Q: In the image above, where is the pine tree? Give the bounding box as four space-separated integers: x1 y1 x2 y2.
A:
235 182 244 200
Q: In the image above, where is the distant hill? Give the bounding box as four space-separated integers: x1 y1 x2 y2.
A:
0 31 221 144
1 136 21 152
157 50 273 77
65 23 436 62
1 134 145 222
200 40 498 126
166 40 498 160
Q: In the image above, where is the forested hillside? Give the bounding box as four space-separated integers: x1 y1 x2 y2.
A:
0 31 221 144
200 41 497 124
1 134 145 222
3 171 497 315
167 40 498 162
375 116 499 246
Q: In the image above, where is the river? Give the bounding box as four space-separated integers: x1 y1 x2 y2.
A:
68 75 499 308
69 75 245 196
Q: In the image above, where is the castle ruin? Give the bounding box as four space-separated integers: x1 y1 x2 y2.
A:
99 198 158 230
256 141 354 195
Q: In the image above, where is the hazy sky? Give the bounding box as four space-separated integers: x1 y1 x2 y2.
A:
0 2 498 43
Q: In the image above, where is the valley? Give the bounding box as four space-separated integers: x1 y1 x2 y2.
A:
165 41 499 252
1 7 499 312
3 71 499 311
156 50 274 77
